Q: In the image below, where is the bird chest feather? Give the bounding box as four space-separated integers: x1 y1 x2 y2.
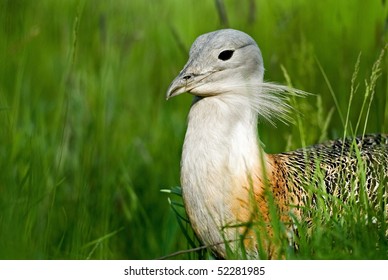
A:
180 96 268 256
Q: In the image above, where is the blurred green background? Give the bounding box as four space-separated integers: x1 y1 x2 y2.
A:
0 0 387 259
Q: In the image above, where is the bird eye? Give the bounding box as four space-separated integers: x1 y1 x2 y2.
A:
218 50 234 61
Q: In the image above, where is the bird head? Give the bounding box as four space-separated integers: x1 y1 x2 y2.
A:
166 29 307 124
166 29 264 99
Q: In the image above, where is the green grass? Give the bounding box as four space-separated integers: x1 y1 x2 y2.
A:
0 0 387 259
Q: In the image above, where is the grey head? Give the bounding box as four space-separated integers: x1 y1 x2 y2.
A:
166 29 265 99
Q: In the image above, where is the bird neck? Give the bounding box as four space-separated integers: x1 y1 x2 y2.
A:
180 94 268 251
183 94 263 180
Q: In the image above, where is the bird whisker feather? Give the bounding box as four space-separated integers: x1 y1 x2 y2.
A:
222 81 309 125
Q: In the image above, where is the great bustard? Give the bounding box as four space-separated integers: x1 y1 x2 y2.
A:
166 29 388 259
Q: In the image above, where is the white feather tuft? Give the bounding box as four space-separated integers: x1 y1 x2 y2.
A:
221 81 309 125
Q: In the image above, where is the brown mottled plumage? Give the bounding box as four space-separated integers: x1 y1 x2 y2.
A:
166 29 388 259
271 134 388 224
273 134 388 199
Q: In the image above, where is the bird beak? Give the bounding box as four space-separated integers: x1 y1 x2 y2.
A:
166 72 190 100
166 65 215 100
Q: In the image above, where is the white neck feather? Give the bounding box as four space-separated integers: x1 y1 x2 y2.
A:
181 93 266 254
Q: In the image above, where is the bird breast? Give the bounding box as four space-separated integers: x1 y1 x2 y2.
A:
180 95 269 256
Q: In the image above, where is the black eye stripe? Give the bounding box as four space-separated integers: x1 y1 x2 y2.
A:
218 50 234 61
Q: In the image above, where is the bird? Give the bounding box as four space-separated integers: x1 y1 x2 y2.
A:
166 29 388 259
